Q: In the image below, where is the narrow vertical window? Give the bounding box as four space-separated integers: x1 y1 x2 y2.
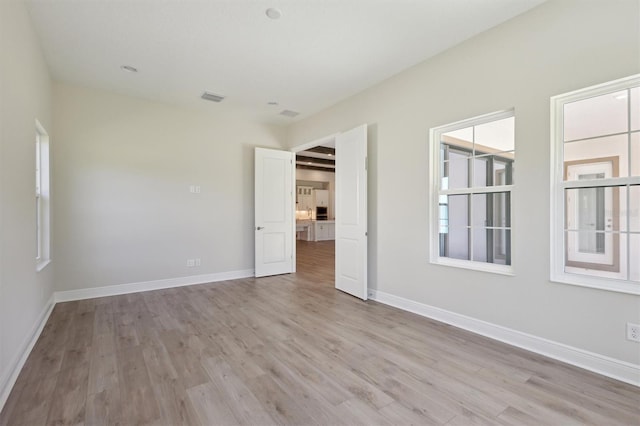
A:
35 120 51 271
551 75 640 294
430 110 515 274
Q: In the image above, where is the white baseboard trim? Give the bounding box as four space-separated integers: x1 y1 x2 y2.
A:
369 289 640 387
55 269 255 303
0 294 55 412
0 269 254 413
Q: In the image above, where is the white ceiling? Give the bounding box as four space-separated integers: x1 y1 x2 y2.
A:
27 0 546 124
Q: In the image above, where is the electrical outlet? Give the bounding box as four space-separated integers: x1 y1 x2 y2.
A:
186 259 195 267
195 258 201 267
627 323 640 342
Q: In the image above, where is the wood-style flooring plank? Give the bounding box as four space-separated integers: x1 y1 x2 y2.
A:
1 240 638 426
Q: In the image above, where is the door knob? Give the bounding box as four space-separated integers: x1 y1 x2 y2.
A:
256 226 264 230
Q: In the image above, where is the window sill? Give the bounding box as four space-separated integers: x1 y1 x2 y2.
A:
36 258 51 272
551 273 639 295
431 257 515 276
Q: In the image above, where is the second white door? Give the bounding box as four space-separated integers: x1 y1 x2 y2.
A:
335 124 368 300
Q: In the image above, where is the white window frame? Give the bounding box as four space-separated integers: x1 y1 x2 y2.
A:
429 109 515 275
35 119 51 272
550 74 640 295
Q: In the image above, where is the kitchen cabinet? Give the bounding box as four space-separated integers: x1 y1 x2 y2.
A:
314 221 335 241
296 220 312 240
297 186 314 212
314 189 329 207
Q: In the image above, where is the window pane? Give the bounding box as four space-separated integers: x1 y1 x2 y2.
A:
632 132 640 177
631 87 639 132
474 116 515 153
565 231 625 279
434 111 513 270
472 228 511 265
630 185 640 233
447 195 469 228
472 227 487 262
439 195 469 260
442 228 470 260
564 134 628 179
473 157 488 187
492 229 511 265
443 126 473 146
494 155 515 186
565 187 622 232
438 195 449 234
472 192 510 227
441 140 472 161
442 138 473 158
631 234 640 282
473 154 514 187
564 90 628 141
442 158 470 189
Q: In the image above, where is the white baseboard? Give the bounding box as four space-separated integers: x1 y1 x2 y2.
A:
55 269 255 303
369 289 640 387
0 294 55 412
0 269 254 413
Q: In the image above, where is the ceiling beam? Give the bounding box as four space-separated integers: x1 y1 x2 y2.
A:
295 155 335 165
306 146 335 155
296 165 335 173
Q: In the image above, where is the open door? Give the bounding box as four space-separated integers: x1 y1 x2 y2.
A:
255 147 294 277
335 125 368 300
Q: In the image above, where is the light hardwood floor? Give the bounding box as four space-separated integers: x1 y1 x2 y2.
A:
1 240 639 425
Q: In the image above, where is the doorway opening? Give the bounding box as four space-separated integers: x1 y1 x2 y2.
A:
292 136 337 287
254 124 368 299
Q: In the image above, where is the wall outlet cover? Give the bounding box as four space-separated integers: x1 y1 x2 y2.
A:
626 323 640 343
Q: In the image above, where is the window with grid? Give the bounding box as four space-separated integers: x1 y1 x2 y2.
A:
551 75 640 294
35 120 51 271
430 110 515 274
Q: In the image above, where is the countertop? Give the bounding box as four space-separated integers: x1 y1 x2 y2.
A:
296 220 335 224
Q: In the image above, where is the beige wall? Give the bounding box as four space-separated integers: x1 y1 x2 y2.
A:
0 0 54 404
288 0 640 364
53 83 285 291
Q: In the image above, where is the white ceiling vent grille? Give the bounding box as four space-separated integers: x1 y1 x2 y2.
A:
279 109 300 118
201 91 225 102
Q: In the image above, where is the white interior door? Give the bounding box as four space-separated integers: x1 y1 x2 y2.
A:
335 124 368 300
255 147 294 277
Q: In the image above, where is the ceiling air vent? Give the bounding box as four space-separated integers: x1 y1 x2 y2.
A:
201 91 225 102
280 109 300 118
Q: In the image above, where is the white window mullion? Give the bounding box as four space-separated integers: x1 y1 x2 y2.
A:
440 185 515 196
550 74 640 295
562 176 640 189
469 124 474 262
35 119 50 271
430 109 515 274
